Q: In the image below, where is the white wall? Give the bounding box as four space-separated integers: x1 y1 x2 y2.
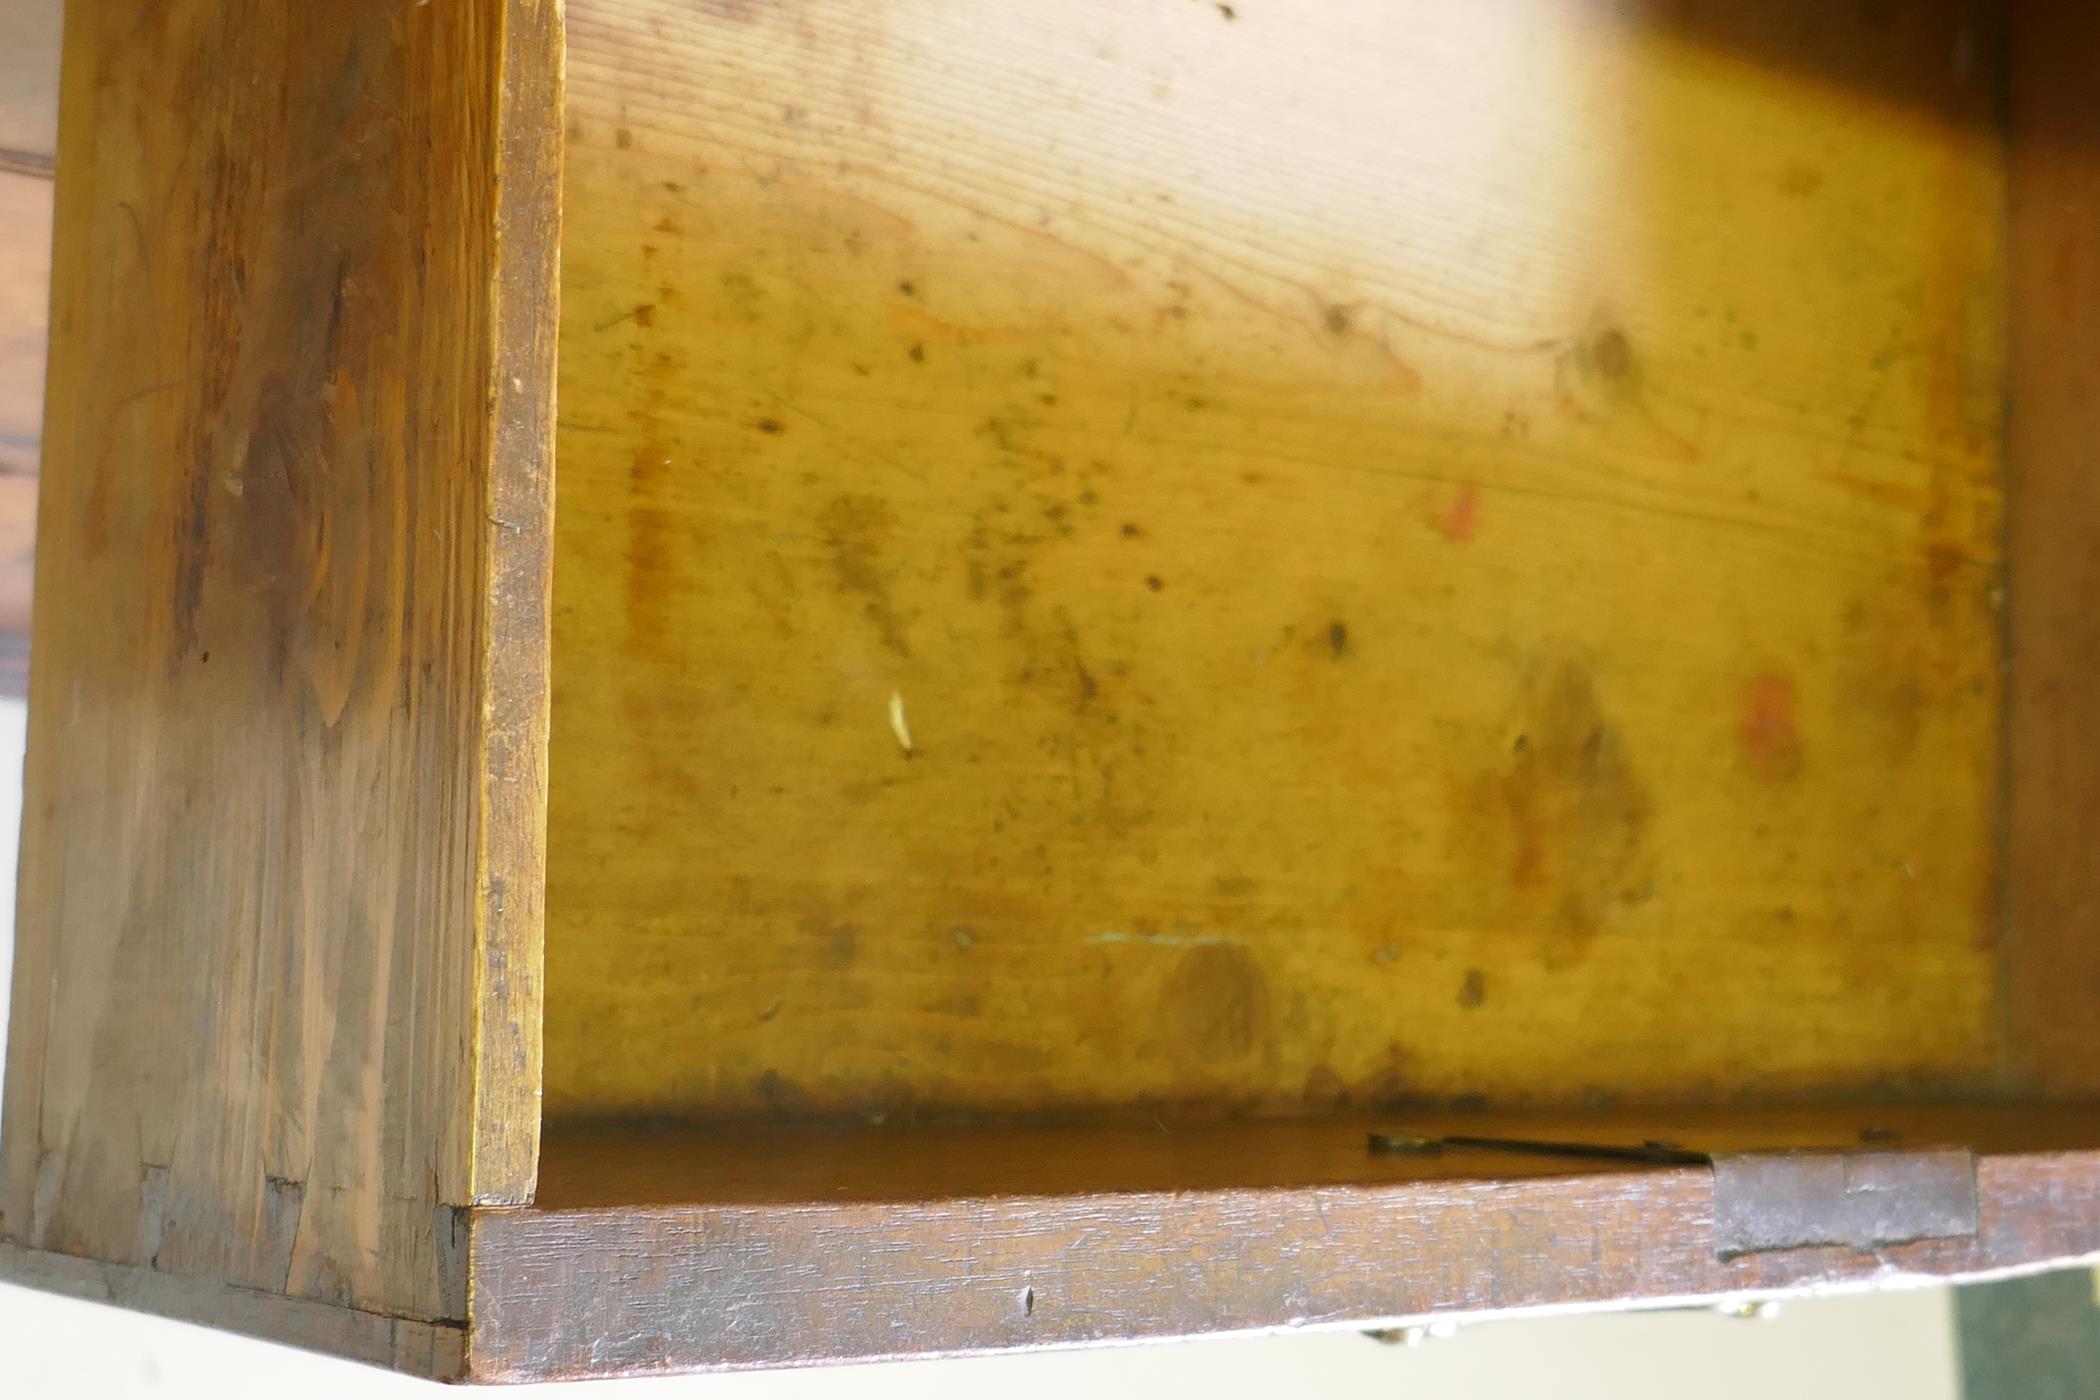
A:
0 1284 1957 1400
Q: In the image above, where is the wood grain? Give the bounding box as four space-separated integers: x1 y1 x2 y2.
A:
467 1147 2100 1380
545 0 2009 1121
2003 2 2100 1093
1 0 558 1328
0 1243 465 1381
471 0 564 1209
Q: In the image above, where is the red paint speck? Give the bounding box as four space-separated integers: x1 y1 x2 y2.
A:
1439 483 1481 543
1740 672 1803 782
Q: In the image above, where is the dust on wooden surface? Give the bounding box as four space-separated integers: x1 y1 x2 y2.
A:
545 0 2007 1120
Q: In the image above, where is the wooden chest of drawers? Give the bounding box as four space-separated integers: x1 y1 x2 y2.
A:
6 0 2100 1381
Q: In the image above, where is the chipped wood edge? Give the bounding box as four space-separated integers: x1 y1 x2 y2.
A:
469 0 564 1207
462 1151 2100 1381
0 1242 466 1381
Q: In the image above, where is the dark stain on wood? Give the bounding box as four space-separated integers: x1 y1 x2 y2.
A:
753 1069 808 1112
1590 327 1634 380
1447 659 1652 968
1843 661 1924 763
622 334 686 646
806 918 860 969
1164 944 1269 1062
1781 162 1825 196
1923 538 1967 620
1302 1064 1346 1104
818 494 911 656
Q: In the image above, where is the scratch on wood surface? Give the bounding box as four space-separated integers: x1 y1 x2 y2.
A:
264 1177 306 1293
28 1149 62 1245
887 690 913 756
1086 931 1244 949
136 1164 171 1268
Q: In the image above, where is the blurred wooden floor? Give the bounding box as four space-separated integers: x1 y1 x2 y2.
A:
0 0 62 693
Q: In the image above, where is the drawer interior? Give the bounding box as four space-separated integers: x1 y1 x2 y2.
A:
540 0 2044 1135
